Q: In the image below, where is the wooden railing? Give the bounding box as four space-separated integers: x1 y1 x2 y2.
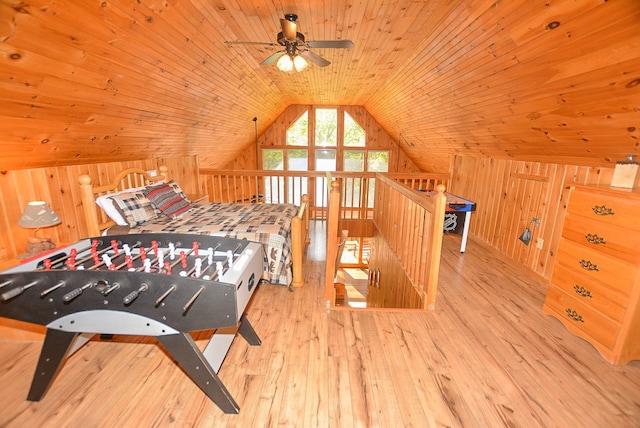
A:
199 170 449 308
386 172 450 192
324 180 342 305
199 169 364 226
368 175 446 310
199 169 450 220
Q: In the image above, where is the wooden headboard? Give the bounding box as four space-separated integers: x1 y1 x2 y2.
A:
78 166 169 237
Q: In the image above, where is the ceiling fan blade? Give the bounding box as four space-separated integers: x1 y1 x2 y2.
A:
307 40 354 49
226 41 278 46
261 51 286 65
300 50 330 67
280 17 297 41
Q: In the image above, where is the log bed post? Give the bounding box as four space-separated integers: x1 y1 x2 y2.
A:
78 174 100 237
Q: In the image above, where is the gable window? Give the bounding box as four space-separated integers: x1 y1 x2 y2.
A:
286 111 308 146
344 112 365 147
315 108 337 147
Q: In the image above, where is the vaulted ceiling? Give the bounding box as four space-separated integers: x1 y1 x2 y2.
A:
1 0 639 172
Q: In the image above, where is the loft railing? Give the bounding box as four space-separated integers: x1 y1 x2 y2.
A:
198 169 450 221
369 175 447 310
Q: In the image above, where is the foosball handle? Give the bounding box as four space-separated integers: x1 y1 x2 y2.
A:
2 286 26 301
123 283 148 305
62 287 83 302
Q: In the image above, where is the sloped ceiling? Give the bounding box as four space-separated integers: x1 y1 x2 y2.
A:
0 0 639 172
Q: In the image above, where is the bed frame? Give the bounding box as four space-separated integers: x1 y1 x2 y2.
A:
78 166 310 287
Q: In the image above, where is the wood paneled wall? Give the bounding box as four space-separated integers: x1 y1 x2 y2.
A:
0 156 199 265
449 155 618 279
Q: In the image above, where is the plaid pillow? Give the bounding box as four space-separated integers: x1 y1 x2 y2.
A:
143 183 191 217
109 191 157 226
166 180 191 203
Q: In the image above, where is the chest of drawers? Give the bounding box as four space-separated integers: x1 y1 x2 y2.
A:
542 184 640 364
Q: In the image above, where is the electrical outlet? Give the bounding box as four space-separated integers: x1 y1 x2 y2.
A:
536 238 544 249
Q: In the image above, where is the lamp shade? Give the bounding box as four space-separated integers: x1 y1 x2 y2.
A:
276 54 308 73
292 55 308 72
276 54 294 72
18 201 62 229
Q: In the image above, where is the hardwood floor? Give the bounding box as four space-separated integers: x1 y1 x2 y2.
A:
0 231 639 427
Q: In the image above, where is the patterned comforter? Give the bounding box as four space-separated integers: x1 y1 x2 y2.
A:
128 202 299 286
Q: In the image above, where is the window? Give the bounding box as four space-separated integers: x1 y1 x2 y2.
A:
344 112 365 147
367 151 389 172
262 149 284 170
287 112 308 146
343 150 364 172
287 149 308 171
315 108 337 147
315 149 336 171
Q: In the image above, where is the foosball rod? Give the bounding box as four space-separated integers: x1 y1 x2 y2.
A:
40 280 65 297
85 242 144 271
183 285 205 313
39 244 92 269
1 280 38 301
155 284 177 306
193 243 243 281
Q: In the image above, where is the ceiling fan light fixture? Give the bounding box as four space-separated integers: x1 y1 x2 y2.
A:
276 54 294 72
276 54 308 73
293 55 308 72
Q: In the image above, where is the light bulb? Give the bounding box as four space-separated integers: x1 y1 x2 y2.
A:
293 55 308 72
276 55 294 72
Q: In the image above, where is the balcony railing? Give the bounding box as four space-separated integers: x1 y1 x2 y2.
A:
198 169 450 222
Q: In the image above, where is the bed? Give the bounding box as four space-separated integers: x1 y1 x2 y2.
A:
78 166 309 287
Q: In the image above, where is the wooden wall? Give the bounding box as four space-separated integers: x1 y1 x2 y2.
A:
0 155 199 265
449 155 618 279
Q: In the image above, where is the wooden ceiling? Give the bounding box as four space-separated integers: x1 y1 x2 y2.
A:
1 0 639 172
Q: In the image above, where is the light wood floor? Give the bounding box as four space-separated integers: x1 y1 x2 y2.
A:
1 231 639 427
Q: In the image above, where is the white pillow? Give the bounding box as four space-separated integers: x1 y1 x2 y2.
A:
95 187 144 226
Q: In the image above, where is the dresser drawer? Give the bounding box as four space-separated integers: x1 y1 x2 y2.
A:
556 238 636 293
544 286 619 350
568 186 640 232
562 214 640 265
551 263 627 322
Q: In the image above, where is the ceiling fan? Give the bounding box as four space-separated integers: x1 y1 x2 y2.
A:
226 13 354 72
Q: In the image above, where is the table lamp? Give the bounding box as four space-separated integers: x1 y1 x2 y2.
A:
18 201 62 257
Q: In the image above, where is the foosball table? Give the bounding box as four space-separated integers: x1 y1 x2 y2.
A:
0 233 264 414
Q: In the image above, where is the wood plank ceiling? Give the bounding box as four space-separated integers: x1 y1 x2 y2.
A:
0 0 639 172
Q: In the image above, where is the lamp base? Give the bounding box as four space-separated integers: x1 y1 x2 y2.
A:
18 237 56 259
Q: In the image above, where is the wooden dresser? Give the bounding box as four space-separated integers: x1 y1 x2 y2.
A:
543 184 640 364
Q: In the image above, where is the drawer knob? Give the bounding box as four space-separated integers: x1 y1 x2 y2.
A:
573 285 593 298
566 308 585 323
579 259 599 271
591 205 615 216
585 233 606 245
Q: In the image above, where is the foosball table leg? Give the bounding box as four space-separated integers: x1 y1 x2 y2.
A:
27 329 81 401
156 332 240 414
238 314 261 346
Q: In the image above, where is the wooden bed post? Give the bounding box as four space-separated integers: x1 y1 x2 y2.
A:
425 184 446 310
291 216 303 288
159 165 169 181
78 174 100 237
